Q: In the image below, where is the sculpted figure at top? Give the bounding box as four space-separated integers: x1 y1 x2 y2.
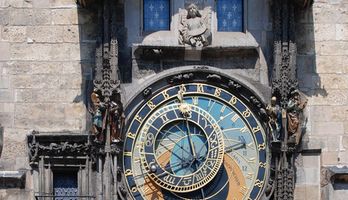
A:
179 4 211 47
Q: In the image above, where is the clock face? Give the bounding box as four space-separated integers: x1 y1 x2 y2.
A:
123 79 269 200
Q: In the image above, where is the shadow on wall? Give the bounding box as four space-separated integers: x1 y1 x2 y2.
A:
76 5 98 132
295 5 327 98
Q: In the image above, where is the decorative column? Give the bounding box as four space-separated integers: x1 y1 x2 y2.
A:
268 0 311 199
88 0 125 199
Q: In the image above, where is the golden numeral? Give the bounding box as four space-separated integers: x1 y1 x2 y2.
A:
135 115 142 123
147 101 156 110
240 126 248 133
214 88 221 97
252 126 261 133
255 179 264 188
242 109 251 117
247 172 254 180
131 187 138 193
192 97 199 105
197 84 204 93
229 96 237 105
125 169 133 176
259 162 266 168
163 90 170 100
179 84 187 93
231 114 239 122
160 114 169 123
248 157 256 163
124 152 132 157
220 105 226 113
127 132 136 139
258 143 266 150
240 186 248 194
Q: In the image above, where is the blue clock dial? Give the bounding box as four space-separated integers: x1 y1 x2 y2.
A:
123 82 269 200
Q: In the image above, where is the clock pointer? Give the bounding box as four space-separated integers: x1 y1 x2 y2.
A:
177 90 198 161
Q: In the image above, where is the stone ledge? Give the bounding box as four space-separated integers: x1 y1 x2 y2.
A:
0 170 26 189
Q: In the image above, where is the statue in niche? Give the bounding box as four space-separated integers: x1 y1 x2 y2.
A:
286 90 307 145
179 4 211 47
266 96 282 142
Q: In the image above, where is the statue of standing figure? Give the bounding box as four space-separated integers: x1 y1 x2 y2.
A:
266 96 282 142
286 90 307 145
179 4 211 47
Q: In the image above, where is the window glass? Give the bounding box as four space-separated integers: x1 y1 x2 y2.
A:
143 0 170 31
53 172 78 200
217 0 243 32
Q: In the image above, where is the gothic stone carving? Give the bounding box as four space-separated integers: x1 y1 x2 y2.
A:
179 4 211 47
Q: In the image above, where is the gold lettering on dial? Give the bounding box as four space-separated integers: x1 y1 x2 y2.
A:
125 169 133 176
242 109 251 117
163 175 176 184
231 114 239 122
127 132 136 139
229 96 237 105
147 101 156 110
197 84 204 93
160 114 169 123
163 90 170 100
252 126 261 133
214 88 222 97
240 126 248 133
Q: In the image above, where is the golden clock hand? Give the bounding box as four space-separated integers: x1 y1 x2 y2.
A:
185 116 197 160
224 142 246 153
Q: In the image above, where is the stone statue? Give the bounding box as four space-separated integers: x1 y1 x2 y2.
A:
286 90 307 144
266 96 281 142
179 4 211 47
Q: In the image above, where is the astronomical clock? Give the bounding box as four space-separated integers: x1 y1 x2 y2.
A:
123 69 270 200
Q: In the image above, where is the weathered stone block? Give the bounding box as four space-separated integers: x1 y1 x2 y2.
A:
52 8 78 25
0 103 14 112
308 89 348 106
31 9 51 25
336 24 348 40
316 56 345 74
62 25 79 43
0 112 14 127
294 185 320 200
314 23 336 41
9 9 33 26
1 26 26 42
0 10 10 25
50 0 77 8
0 42 10 61
0 75 10 88
310 106 348 122
322 151 339 165
58 73 82 89
8 0 32 8
312 122 344 136
27 26 63 43
320 74 348 89
317 41 348 56
32 0 50 8
0 89 13 102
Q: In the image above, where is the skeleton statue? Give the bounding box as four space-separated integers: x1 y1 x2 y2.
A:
266 96 282 142
286 90 307 145
179 4 211 47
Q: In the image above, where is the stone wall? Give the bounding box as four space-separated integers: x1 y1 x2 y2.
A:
0 1 96 198
295 0 348 199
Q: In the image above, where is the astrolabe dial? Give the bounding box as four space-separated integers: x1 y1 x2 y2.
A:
123 81 269 200
139 103 224 193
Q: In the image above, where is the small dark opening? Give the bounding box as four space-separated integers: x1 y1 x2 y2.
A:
53 170 78 200
333 174 348 190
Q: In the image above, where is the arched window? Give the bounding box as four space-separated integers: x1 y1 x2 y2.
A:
143 0 170 31
217 0 243 32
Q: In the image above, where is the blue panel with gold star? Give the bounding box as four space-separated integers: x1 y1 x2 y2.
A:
144 0 170 31
217 0 243 32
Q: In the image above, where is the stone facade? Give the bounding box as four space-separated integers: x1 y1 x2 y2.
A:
295 1 348 199
0 0 347 199
0 0 97 199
